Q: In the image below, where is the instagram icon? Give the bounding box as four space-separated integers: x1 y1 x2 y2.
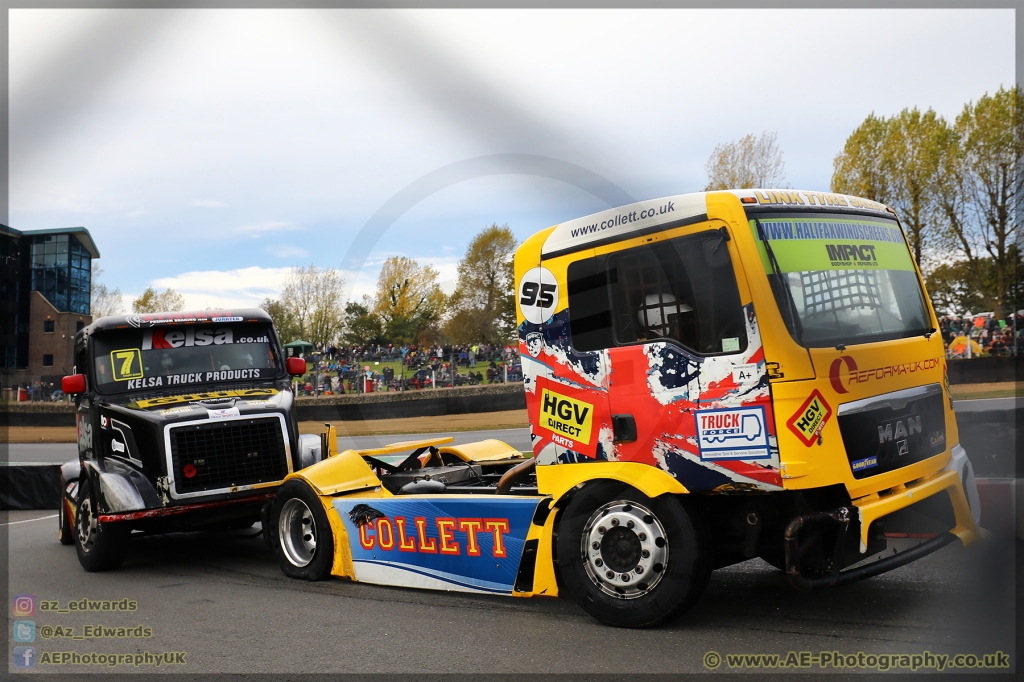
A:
12 595 35 617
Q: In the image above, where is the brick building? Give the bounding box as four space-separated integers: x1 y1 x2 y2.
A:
1 225 99 396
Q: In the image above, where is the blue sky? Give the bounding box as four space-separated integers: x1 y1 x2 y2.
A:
8 8 1015 310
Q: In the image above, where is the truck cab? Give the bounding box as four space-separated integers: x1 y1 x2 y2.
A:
58 308 317 571
515 188 981 611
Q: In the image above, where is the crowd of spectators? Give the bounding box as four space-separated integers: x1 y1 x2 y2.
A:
294 343 523 396
939 312 1024 358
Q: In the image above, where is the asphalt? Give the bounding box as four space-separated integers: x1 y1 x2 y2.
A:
5 509 1016 674
3 396 1018 674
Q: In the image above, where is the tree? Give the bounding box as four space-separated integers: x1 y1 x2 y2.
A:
132 287 185 313
372 256 446 345
832 108 946 265
277 264 346 348
938 86 1024 318
704 131 787 190
260 297 301 345
926 248 1024 317
89 262 123 319
444 224 517 344
342 298 385 346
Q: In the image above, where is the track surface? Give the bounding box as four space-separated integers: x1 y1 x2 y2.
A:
4 396 1018 674
6 509 1016 674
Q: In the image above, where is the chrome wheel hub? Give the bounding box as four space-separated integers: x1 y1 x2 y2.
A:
77 496 97 553
279 498 317 567
581 500 668 599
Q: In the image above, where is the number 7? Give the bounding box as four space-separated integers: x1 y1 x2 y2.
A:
114 351 135 376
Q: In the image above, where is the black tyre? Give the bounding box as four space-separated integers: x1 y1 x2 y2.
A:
74 478 130 572
58 476 74 546
269 480 334 581
557 481 711 628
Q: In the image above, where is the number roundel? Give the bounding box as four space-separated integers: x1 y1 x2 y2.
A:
518 266 559 325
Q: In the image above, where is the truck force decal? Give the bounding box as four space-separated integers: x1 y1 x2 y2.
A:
334 498 541 595
694 406 770 461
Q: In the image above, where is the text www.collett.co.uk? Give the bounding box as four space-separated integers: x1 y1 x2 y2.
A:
569 200 676 238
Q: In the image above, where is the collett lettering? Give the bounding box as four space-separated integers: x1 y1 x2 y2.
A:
355 515 511 558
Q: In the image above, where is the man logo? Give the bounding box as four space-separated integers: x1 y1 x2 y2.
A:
878 416 921 444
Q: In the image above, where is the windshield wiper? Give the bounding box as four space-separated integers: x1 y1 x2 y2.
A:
754 218 805 344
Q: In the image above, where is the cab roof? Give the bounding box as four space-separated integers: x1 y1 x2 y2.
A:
84 308 273 334
541 188 892 259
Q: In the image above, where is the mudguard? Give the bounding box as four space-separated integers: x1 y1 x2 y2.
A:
81 458 163 514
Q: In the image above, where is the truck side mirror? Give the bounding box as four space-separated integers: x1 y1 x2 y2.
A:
62 374 86 394
286 357 307 376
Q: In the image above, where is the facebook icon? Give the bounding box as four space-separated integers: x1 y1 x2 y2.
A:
13 646 35 668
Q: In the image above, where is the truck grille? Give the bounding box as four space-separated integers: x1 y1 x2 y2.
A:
837 384 946 480
168 417 289 494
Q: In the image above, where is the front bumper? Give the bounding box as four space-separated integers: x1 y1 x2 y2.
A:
784 447 980 590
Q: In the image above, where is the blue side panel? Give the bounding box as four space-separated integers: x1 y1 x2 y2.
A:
333 497 542 594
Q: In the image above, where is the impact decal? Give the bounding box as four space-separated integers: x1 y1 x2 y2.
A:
334 498 541 594
694 406 770 461
132 388 278 409
787 390 832 447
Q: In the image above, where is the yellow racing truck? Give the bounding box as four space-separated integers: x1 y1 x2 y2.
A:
267 189 981 628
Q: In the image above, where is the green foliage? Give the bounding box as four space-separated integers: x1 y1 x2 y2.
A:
444 224 518 345
832 107 945 264
342 299 386 346
260 297 301 345
372 256 446 345
132 287 185 313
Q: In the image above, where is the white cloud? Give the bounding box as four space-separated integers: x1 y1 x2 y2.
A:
192 199 227 208
124 209 146 218
150 266 292 310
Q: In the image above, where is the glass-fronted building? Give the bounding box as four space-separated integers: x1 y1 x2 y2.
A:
1 225 99 389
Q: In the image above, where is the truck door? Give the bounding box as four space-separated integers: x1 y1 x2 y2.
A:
572 224 781 491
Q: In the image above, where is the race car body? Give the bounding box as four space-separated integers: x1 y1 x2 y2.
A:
269 189 981 628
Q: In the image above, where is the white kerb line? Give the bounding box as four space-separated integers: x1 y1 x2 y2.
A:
2 514 58 526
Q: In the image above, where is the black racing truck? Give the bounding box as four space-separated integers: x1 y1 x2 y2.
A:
58 309 322 571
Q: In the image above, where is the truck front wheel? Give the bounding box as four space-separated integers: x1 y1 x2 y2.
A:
557 481 711 628
269 480 334 581
74 479 130 571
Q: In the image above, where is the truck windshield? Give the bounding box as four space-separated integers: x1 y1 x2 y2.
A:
748 212 930 348
92 324 279 394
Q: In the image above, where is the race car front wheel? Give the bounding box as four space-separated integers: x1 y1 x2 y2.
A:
74 479 130 572
557 481 711 628
270 480 334 581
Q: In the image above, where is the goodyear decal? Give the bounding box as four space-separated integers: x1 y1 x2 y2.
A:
786 390 832 447
694 406 770 461
109 349 144 382
334 497 542 594
131 388 278 409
